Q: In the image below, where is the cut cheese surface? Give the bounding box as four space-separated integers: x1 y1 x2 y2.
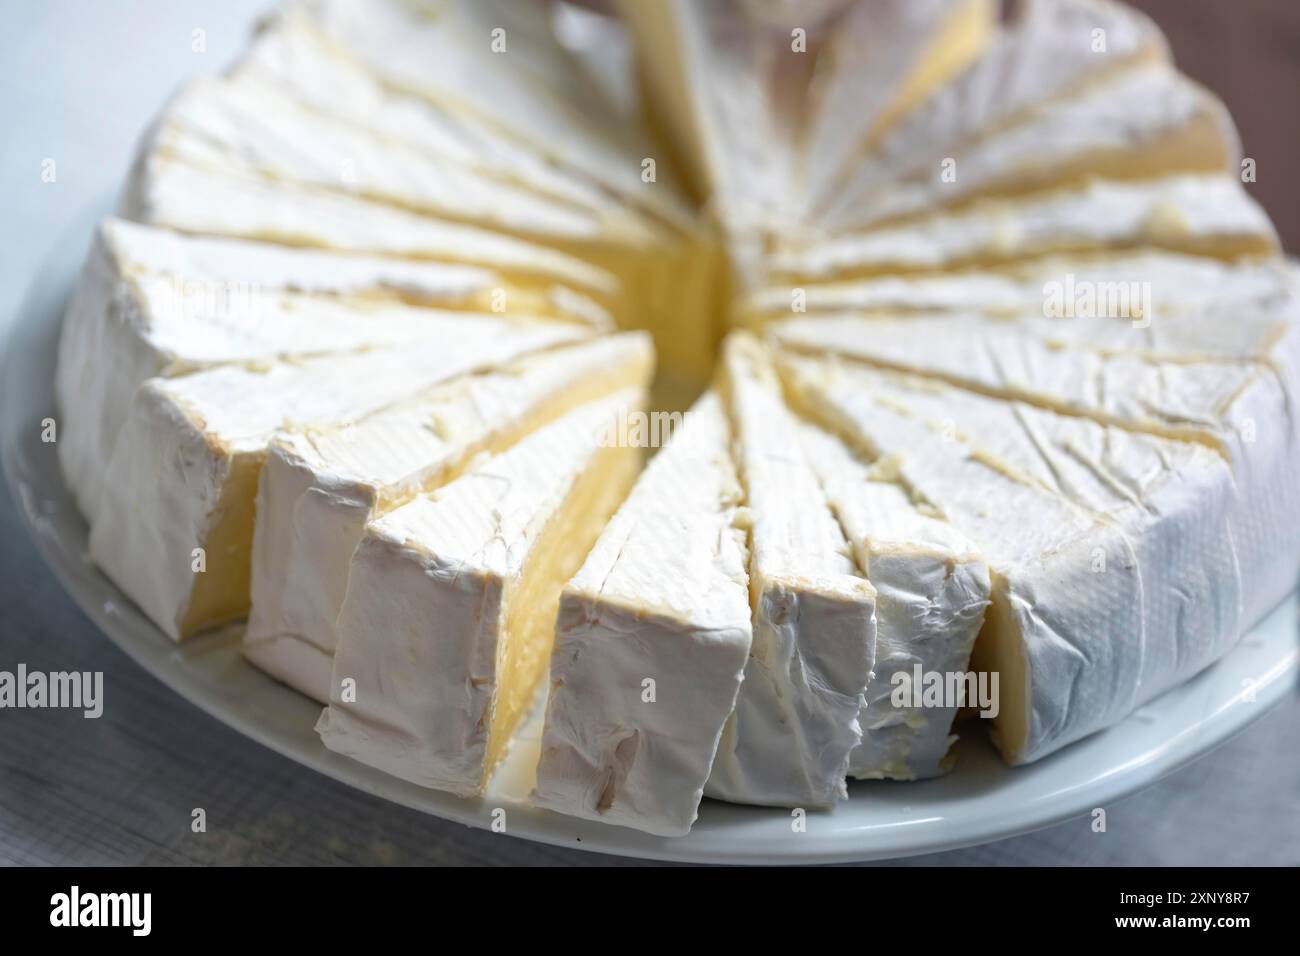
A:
534 391 752 837
246 333 653 701
707 334 876 807
316 389 645 795
88 321 586 641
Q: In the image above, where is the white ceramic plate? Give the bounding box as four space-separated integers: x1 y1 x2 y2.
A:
4 208 1297 864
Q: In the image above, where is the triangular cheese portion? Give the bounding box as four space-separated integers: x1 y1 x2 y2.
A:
780 354 1243 764
706 334 876 807
534 391 752 837
88 320 586 641
772 175 1278 282
825 62 1238 232
316 388 646 795
816 0 1169 227
798 0 995 214
744 251 1295 323
234 10 627 218
799 424 990 780
296 0 690 226
123 156 617 298
150 73 661 248
246 333 654 701
772 302 1300 627
56 220 607 522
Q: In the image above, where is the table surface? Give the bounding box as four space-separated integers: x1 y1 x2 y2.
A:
1 1 1297 867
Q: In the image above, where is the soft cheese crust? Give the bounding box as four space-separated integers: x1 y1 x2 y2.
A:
56 220 609 525
89 321 584 641
770 291 1300 629
245 333 653 701
533 392 752 836
817 0 1170 228
800 424 990 779
744 251 1294 322
706 334 876 807
823 61 1236 232
317 390 644 795
780 349 1283 764
773 175 1278 281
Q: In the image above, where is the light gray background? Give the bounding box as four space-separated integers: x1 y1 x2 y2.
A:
1 1 1296 866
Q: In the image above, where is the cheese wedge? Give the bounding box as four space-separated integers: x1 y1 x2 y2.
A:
706 334 876 807
780 355 1244 764
149 73 661 248
295 0 692 227
88 321 586 641
816 0 1170 228
798 0 996 214
123 155 617 299
771 302 1300 631
235 9 630 218
246 333 654 701
533 392 752 836
821 62 1239 233
56 220 607 523
316 389 645 795
798 424 990 780
772 175 1278 282
743 250 1295 323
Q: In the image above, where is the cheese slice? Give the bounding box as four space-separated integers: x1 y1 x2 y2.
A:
816 0 1169 228
772 175 1278 282
533 391 752 836
706 334 876 807
316 388 645 795
779 355 1244 764
235 9 629 219
821 62 1239 233
798 0 996 214
88 321 586 642
246 333 654 702
122 155 617 300
149 73 661 248
798 424 990 780
55 219 607 523
295 0 691 227
743 251 1295 323
771 303 1300 631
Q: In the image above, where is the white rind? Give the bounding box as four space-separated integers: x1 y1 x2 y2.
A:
799 424 990 780
533 392 752 837
245 333 653 701
123 153 617 297
705 334 876 807
88 322 584 641
316 390 643 795
746 251 1296 319
818 0 1169 227
774 175 1278 280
